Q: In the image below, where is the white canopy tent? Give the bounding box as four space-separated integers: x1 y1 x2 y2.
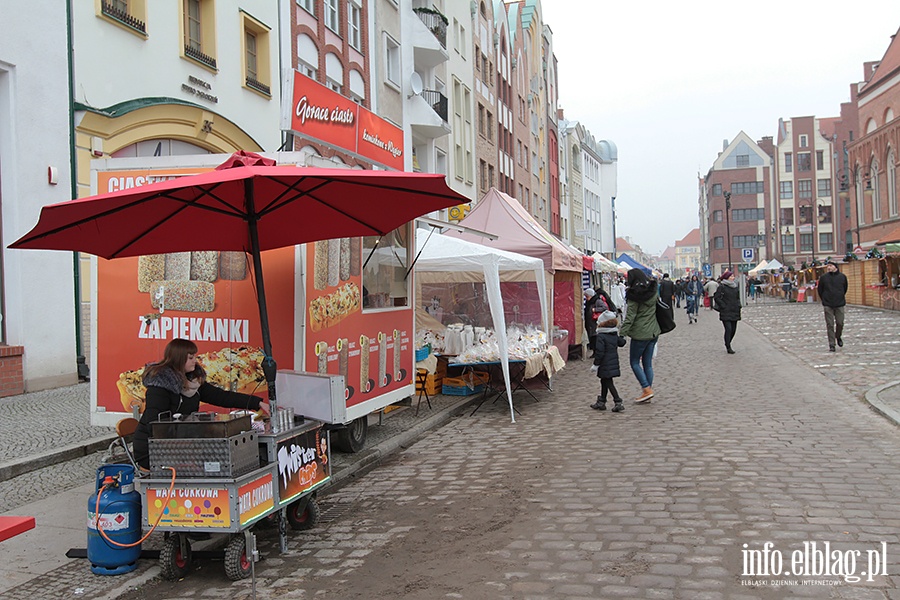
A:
748 259 769 276
591 252 621 273
414 231 549 423
761 258 784 272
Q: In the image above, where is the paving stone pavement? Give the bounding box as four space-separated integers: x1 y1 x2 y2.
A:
3 299 900 599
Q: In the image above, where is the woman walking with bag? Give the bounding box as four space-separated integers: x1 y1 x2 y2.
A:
619 268 660 403
713 271 742 354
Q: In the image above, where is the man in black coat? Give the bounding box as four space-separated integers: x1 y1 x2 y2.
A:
817 262 848 352
659 274 675 319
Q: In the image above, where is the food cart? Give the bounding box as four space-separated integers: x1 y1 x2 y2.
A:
139 411 330 580
84 153 435 453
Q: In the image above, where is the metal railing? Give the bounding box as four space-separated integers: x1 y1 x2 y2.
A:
413 8 447 49
421 90 448 123
184 44 217 69
101 0 146 34
245 76 270 96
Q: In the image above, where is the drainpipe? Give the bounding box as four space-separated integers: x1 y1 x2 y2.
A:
67 0 89 380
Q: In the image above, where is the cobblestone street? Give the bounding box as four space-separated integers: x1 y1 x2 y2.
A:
57 301 897 600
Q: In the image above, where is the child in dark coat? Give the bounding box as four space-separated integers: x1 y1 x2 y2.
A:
590 310 627 412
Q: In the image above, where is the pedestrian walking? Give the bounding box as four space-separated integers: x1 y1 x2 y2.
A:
583 287 598 355
610 277 626 319
589 309 627 412
619 268 660 403
704 276 719 310
674 278 685 308
659 273 675 321
685 274 703 323
713 271 741 354
817 262 848 352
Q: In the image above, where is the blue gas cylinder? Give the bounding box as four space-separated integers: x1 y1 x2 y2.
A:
87 464 142 575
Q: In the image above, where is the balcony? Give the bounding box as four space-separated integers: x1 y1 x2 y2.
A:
421 89 448 123
409 5 448 68
101 0 146 34
407 89 450 139
413 7 447 49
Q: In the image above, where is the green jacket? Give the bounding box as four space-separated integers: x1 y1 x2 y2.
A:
620 291 661 340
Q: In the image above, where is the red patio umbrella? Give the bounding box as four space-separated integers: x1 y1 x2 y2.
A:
11 151 468 410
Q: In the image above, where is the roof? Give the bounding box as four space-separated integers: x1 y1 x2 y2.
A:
659 246 676 260
676 228 701 247
615 237 634 252
877 223 900 245
860 27 900 97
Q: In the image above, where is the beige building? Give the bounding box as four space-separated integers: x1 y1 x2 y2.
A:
675 228 702 276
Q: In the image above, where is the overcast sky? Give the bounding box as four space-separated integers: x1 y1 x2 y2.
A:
540 1 900 256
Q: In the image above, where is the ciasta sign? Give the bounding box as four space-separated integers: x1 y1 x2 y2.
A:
289 72 404 170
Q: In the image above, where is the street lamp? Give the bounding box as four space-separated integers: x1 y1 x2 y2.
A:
724 190 732 271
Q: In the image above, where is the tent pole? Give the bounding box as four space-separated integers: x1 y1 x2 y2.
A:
245 180 279 416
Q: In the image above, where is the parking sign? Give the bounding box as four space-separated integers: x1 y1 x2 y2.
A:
742 248 754 262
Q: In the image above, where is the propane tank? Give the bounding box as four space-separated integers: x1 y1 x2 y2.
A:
87 464 142 575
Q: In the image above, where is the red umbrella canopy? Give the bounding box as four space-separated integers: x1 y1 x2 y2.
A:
11 151 468 259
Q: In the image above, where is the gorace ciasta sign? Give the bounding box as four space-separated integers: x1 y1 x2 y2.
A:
288 71 403 171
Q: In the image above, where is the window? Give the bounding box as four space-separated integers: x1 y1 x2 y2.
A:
477 104 485 136
890 151 898 217
732 208 765 221
464 86 473 183
736 154 750 167
297 0 314 15
733 235 764 248
713 210 723 222
348 69 365 102
817 178 831 197
348 1 361 50
325 52 342 93
797 152 811 172
182 0 217 69
798 179 812 199
488 165 495 188
712 183 722 196
714 236 724 249
324 0 339 33
780 181 793 199
799 134 808 148
819 232 833 251
297 34 318 78
780 208 794 225
435 148 447 176
98 0 148 35
799 233 813 252
479 159 487 191
384 35 400 86
872 162 882 221
782 234 795 252
816 150 824 171
242 12 271 96
731 181 764 195
785 153 792 173
486 112 493 142
453 79 463 180
362 226 409 309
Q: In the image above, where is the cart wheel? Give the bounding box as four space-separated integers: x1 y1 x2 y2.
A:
224 535 253 581
333 416 368 453
160 535 192 581
287 496 320 531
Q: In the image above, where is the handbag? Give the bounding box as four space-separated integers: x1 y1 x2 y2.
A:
656 297 676 334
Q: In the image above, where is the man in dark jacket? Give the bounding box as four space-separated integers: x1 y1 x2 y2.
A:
659 274 675 319
817 262 848 352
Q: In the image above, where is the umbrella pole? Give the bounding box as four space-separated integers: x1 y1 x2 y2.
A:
245 181 279 420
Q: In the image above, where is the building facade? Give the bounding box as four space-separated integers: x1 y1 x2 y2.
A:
774 117 836 265
704 132 774 276
847 31 900 249
675 228 702 276
0 1 78 392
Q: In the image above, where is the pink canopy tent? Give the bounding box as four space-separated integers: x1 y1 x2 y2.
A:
448 187 584 347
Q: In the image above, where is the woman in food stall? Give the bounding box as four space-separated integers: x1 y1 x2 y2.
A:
132 338 270 469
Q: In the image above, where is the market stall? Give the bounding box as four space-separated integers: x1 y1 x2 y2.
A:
413 232 551 422
448 188 583 350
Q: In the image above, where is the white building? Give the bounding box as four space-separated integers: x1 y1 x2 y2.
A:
0 1 78 391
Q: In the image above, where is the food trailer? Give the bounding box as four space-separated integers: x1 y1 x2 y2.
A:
88 153 419 452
